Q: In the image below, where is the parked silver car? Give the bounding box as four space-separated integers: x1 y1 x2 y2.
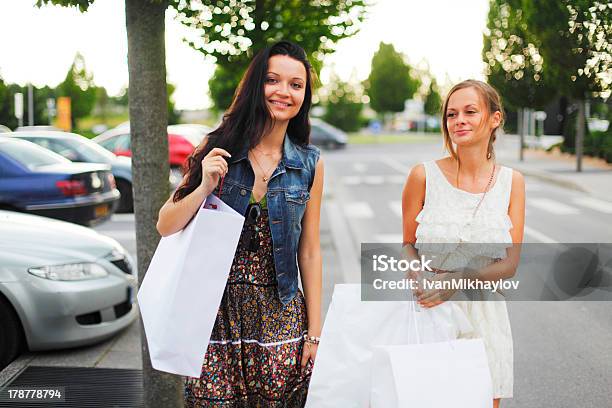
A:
0 210 138 370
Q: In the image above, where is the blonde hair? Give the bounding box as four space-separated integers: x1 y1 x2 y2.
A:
441 79 505 161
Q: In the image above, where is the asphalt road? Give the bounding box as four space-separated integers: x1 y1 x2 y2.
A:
88 140 612 407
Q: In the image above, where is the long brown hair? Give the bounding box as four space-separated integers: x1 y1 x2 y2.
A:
441 79 505 161
173 41 314 202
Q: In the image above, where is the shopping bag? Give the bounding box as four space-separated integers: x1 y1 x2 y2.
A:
370 302 492 408
306 284 476 407
138 194 244 377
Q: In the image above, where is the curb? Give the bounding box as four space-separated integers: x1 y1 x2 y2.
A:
500 161 590 194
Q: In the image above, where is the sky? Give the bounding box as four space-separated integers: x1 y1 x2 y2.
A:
0 0 490 110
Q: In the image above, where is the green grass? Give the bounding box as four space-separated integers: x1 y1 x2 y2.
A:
348 132 441 145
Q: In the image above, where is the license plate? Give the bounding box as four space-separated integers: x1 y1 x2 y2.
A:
95 204 109 217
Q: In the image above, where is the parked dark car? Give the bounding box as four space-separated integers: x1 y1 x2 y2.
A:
0 137 119 225
310 118 348 149
7 131 134 213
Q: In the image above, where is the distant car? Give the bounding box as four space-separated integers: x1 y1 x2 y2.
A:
93 126 199 173
0 125 11 133
0 210 138 371
310 118 348 149
7 131 135 213
168 124 212 144
15 125 63 132
0 137 119 225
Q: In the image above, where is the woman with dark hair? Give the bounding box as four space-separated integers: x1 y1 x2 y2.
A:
156 41 323 407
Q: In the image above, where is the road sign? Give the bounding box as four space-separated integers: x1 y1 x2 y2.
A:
57 97 71 132
14 93 23 120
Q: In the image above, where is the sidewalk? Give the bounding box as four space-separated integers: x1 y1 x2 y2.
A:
497 135 612 202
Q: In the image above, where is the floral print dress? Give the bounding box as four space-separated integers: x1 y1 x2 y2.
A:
184 194 312 407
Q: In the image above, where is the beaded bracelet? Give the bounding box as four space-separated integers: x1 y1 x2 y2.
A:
303 334 321 345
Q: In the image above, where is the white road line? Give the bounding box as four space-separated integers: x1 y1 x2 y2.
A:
529 198 580 215
373 234 404 243
341 176 362 185
387 175 407 184
352 163 367 173
523 225 559 244
525 183 544 192
111 213 135 222
572 197 612 214
384 157 411 175
389 201 403 218
343 202 374 219
363 176 385 185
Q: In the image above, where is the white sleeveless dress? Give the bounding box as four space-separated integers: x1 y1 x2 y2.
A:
414 160 514 399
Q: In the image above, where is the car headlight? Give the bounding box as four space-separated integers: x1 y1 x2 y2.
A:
28 263 109 281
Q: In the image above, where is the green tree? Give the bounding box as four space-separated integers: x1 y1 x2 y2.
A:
423 79 442 117
366 42 420 122
483 0 557 111
322 74 364 132
174 0 368 111
56 52 97 129
522 0 611 171
38 1 180 406
0 77 17 129
167 82 180 125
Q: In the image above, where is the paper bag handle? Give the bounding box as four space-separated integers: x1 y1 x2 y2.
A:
407 289 453 345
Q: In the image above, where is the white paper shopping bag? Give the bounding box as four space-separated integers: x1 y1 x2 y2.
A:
305 284 414 408
370 339 493 408
138 194 244 377
370 301 491 408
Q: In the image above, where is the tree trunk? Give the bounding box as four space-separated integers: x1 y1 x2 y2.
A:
576 98 585 172
125 1 183 407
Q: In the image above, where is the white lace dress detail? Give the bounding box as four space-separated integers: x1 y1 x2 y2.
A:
415 160 514 399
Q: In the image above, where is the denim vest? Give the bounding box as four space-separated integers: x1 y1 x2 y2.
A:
213 135 320 305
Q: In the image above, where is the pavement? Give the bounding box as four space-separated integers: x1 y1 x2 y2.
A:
496 134 612 202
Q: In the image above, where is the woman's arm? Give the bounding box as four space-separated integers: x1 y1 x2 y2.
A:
156 147 231 237
401 164 426 246
298 157 324 358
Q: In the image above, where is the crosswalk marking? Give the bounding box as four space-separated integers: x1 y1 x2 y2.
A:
389 201 403 218
340 175 406 185
388 174 407 184
572 197 612 214
523 225 559 244
529 198 580 215
343 202 374 219
341 176 362 185
384 158 410 174
352 163 367 172
363 176 385 185
373 234 404 243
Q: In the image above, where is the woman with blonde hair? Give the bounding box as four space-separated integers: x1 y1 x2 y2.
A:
402 79 525 407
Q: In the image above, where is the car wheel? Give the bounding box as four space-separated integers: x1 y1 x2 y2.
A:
0 296 25 371
116 179 134 213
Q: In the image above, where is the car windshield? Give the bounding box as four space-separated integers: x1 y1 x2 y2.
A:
0 140 69 170
57 137 116 163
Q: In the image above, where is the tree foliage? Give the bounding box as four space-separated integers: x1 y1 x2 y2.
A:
521 0 610 99
423 78 442 117
366 42 420 115
322 73 364 132
56 52 97 128
483 0 557 110
173 0 367 111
